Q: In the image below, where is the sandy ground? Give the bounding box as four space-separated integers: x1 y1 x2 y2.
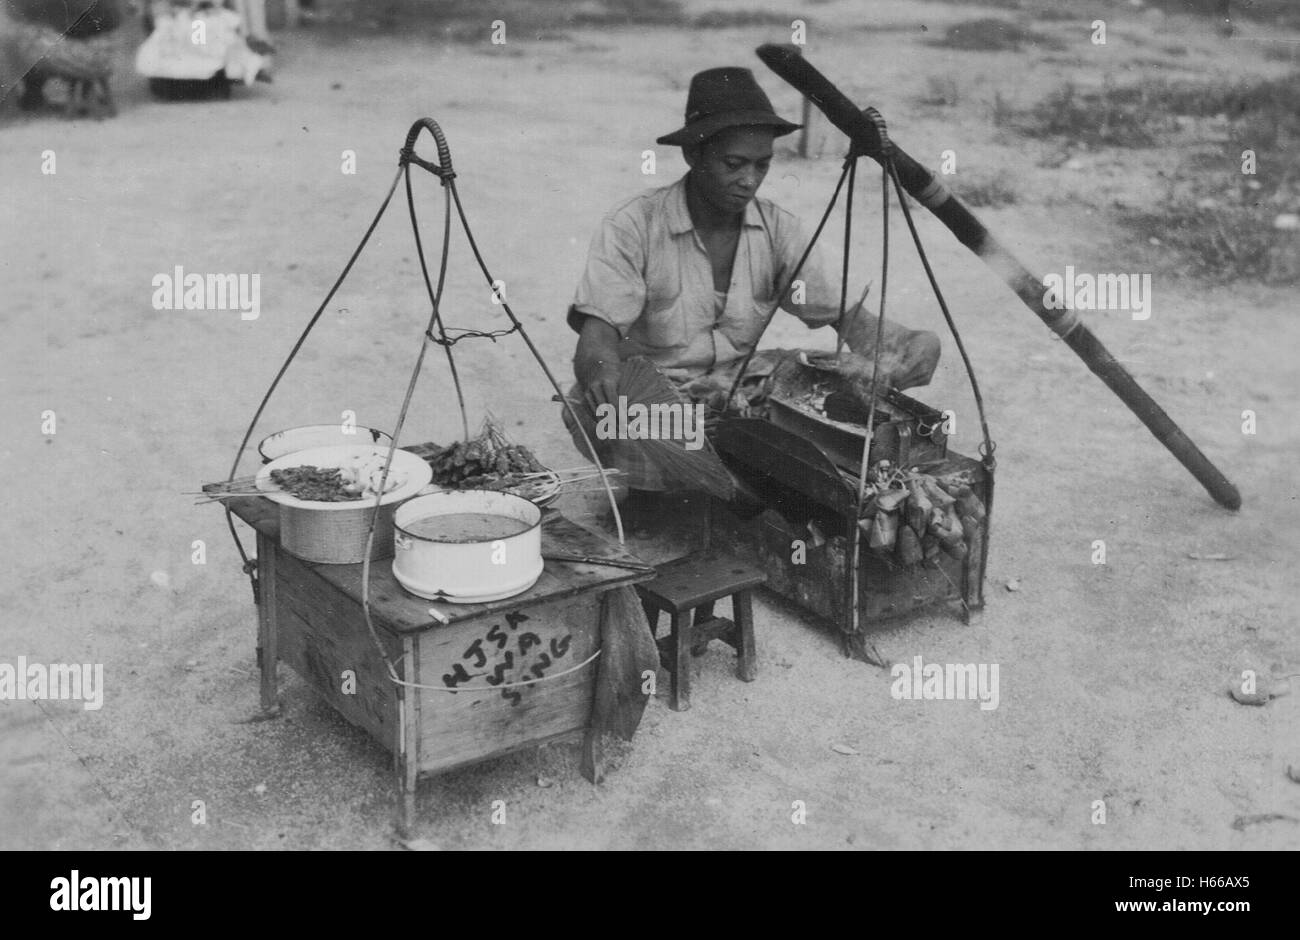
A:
2 0 1298 850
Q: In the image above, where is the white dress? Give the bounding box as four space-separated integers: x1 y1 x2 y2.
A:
135 5 267 85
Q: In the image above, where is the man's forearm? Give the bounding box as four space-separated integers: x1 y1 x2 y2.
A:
573 315 623 386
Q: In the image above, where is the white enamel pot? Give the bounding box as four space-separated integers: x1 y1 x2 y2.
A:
392 490 543 604
254 444 431 565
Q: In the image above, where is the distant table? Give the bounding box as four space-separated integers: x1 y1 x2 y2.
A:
209 480 652 836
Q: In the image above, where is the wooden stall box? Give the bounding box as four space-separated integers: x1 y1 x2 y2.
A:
212 488 652 836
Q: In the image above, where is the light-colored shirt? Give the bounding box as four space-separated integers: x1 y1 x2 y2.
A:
568 175 842 381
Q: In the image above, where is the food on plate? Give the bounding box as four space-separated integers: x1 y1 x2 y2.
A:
269 456 405 502
430 439 546 487
425 417 561 506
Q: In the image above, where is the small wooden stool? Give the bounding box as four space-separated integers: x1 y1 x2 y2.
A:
636 552 766 711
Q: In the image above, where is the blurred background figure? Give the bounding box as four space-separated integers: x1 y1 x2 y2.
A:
135 0 273 99
1 0 123 118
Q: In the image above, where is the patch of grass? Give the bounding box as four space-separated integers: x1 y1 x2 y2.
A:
691 9 800 29
919 75 960 107
1143 73 1299 124
1031 7 1082 21
1010 71 1300 149
929 17 1065 53
1014 81 1166 147
572 0 686 27
1011 71 1300 284
912 0 1024 8
1141 0 1300 31
916 0 1298 28
1122 204 1297 284
950 171 1018 208
306 0 689 36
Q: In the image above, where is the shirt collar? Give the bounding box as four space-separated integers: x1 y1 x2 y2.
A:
667 175 766 236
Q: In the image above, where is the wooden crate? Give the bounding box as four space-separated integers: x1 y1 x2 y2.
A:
709 504 970 623
268 538 605 769
270 542 402 744
708 433 990 655
405 591 602 776
210 482 652 836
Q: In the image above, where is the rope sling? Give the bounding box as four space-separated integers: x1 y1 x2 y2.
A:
223 119 624 690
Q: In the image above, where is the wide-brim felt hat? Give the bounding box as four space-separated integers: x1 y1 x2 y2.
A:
656 67 801 147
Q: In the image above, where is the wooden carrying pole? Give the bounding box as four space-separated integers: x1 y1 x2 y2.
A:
756 43 1241 511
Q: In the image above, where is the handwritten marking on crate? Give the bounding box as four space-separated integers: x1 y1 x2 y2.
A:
440 611 574 707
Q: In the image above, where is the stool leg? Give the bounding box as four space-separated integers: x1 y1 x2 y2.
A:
670 611 691 711
642 600 660 637
691 602 714 656
398 773 416 841
734 590 757 682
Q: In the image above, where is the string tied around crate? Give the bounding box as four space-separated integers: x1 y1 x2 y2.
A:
223 117 626 689
387 647 603 694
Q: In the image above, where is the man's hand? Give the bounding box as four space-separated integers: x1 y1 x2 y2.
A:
574 314 625 409
584 361 623 412
835 309 941 391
